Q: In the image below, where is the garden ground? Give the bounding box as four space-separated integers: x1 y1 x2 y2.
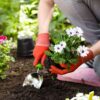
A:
0 50 100 100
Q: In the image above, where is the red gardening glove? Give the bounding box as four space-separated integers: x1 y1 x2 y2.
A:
49 50 94 75
49 65 68 75
49 64 74 75
33 33 50 66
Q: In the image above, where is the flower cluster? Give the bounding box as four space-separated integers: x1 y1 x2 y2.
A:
65 91 100 100
54 41 66 53
18 3 37 40
19 4 35 23
46 27 88 65
66 27 85 41
18 26 34 39
0 36 7 44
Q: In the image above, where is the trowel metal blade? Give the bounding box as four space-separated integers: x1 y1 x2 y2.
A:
23 72 43 89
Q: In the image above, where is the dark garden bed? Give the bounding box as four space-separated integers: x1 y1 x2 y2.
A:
0 50 100 100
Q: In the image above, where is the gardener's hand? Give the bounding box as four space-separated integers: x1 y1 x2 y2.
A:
49 65 68 75
33 33 50 66
49 50 94 75
49 64 78 75
49 60 87 75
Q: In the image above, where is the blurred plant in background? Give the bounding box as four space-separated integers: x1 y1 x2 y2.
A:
0 0 20 40
50 5 72 40
0 0 72 41
18 0 38 40
0 36 15 79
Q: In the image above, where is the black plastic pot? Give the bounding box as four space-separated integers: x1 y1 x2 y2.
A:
17 38 34 57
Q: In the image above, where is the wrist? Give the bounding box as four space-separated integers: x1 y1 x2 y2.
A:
36 33 50 46
38 32 49 35
89 41 100 56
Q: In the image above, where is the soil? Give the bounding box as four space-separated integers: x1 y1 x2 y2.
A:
0 50 100 100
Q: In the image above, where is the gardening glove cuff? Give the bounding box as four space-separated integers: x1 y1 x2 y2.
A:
36 33 50 46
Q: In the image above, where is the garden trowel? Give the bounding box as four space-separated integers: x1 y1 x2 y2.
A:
23 64 44 89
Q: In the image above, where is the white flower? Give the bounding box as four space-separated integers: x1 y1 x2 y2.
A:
54 44 63 53
76 27 83 36
60 41 66 49
71 97 77 100
81 37 85 41
73 27 83 37
66 28 76 36
68 92 100 100
76 93 84 97
19 5 34 23
77 27 83 33
76 27 86 41
78 96 88 100
18 29 34 39
77 46 89 57
93 96 100 100
19 11 28 23
85 94 89 98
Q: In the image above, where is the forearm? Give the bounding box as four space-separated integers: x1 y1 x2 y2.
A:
90 41 100 56
38 0 54 33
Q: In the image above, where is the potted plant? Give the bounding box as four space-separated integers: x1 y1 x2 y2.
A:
17 27 34 57
45 27 88 72
17 2 37 57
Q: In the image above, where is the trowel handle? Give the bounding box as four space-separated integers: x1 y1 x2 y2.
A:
36 63 43 70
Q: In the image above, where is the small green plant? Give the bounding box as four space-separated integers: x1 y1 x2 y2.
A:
0 38 15 79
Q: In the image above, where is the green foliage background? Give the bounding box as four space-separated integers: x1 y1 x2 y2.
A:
0 40 14 79
0 0 71 40
0 0 20 39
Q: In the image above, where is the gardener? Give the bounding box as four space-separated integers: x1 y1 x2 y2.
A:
33 0 100 76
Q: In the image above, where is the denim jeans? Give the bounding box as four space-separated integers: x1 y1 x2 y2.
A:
54 0 100 76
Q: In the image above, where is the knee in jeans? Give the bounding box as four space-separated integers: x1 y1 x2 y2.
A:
67 0 82 3
93 55 100 77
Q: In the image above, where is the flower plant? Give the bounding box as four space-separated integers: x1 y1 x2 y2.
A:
0 36 15 79
46 27 88 68
19 1 38 41
65 91 100 100
18 26 34 39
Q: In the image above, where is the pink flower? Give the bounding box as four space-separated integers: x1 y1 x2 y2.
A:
0 36 7 44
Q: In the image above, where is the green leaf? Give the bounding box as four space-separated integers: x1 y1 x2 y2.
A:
88 91 94 100
45 51 53 56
